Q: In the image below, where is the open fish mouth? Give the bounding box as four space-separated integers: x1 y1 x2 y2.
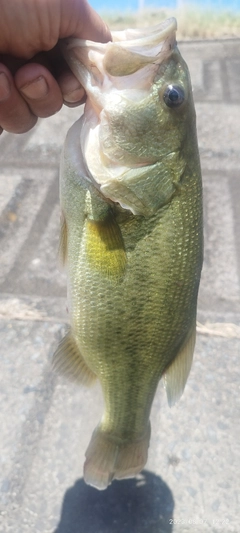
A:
61 17 177 97
60 18 179 216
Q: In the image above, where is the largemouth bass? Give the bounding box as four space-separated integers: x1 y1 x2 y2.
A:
53 17 203 490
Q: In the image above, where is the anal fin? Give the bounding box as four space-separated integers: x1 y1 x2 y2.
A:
164 323 196 407
52 331 96 386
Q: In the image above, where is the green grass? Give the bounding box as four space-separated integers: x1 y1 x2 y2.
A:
101 7 240 39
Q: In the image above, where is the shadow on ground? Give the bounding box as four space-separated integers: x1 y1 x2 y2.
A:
54 469 174 533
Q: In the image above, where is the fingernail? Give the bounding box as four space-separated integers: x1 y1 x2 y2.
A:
63 87 85 104
63 95 86 108
0 72 11 101
20 76 49 100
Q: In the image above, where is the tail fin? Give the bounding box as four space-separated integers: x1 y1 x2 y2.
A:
83 423 151 490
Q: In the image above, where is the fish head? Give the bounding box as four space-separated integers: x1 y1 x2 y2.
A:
61 18 198 216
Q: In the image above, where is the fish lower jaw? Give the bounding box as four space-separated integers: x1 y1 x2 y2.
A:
83 423 151 490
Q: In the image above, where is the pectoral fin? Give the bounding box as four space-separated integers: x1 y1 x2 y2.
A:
164 324 196 407
52 331 96 386
85 212 127 280
58 212 68 266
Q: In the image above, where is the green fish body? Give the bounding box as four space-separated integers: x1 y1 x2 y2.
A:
53 18 203 490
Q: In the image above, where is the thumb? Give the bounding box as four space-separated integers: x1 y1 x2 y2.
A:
60 0 112 43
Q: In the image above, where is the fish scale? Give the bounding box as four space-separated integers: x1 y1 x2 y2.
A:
53 17 203 490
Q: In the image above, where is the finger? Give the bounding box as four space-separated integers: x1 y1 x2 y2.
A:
43 46 85 106
15 63 63 118
57 70 85 106
60 0 112 43
75 3 111 42
0 64 37 133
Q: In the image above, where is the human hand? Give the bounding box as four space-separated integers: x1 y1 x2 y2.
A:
0 0 111 134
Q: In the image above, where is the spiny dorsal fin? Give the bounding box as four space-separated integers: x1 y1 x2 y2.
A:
52 331 96 386
58 212 68 266
85 212 127 280
164 323 196 407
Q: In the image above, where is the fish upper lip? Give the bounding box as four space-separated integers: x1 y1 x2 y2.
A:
63 17 177 50
60 18 177 102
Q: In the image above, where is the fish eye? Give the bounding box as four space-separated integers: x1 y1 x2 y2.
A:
163 85 185 108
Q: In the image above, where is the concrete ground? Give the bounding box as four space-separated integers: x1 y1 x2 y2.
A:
0 39 240 533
